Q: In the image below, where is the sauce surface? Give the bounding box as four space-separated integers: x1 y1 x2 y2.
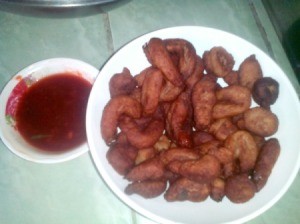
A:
15 73 92 152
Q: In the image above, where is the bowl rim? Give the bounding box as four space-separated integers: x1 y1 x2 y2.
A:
0 57 99 164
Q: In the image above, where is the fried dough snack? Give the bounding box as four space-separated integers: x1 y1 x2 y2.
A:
253 138 280 191
238 55 263 90
143 38 183 87
100 37 281 204
203 46 235 77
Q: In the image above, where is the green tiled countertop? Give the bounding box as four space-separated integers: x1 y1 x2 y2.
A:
0 1 299 224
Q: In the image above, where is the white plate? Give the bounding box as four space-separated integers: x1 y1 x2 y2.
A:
86 26 300 224
0 58 99 163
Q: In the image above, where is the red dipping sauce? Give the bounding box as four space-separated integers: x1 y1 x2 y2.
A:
15 73 92 152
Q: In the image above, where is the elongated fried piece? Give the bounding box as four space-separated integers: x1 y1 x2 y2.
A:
101 95 142 145
160 147 199 165
238 55 263 90
109 68 137 97
244 107 279 137
126 157 165 182
169 155 221 184
192 79 217 130
225 130 259 172
125 180 167 198
212 85 251 119
225 174 256 203
166 92 193 148
253 138 280 192
143 38 183 87
164 177 210 202
141 67 164 116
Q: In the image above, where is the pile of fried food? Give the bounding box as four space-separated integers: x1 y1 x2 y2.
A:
100 37 280 203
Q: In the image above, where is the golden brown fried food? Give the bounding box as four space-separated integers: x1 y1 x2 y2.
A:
160 148 199 165
109 68 137 98
164 177 210 202
238 55 263 90
106 137 138 175
159 80 183 102
119 116 164 149
141 67 164 116
253 138 280 192
212 85 251 119
252 77 279 108
135 147 156 165
170 155 221 184
166 92 193 148
164 38 197 80
225 130 259 172
210 178 225 202
125 180 167 198
143 38 183 87
101 95 142 145
126 157 165 182
244 107 279 137
203 46 235 77
209 118 238 141
185 56 204 92
192 79 217 130
223 70 239 86
225 174 256 203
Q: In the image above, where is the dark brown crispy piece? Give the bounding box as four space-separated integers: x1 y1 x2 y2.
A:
225 174 256 203
164 177 210 202
253 138 280 192
125 180 167 198
252 77 279 108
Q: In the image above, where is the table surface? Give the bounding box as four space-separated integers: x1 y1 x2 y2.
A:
0 1 299 224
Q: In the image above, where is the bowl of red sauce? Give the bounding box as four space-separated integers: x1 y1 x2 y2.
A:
0 58 99 163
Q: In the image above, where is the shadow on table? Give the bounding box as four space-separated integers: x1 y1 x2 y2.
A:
0 0 131 18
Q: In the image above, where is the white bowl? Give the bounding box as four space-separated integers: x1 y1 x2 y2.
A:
86 26 300 224
0 58 99 163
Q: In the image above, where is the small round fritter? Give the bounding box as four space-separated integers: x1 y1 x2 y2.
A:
225 174 256 203
252 77 279 108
